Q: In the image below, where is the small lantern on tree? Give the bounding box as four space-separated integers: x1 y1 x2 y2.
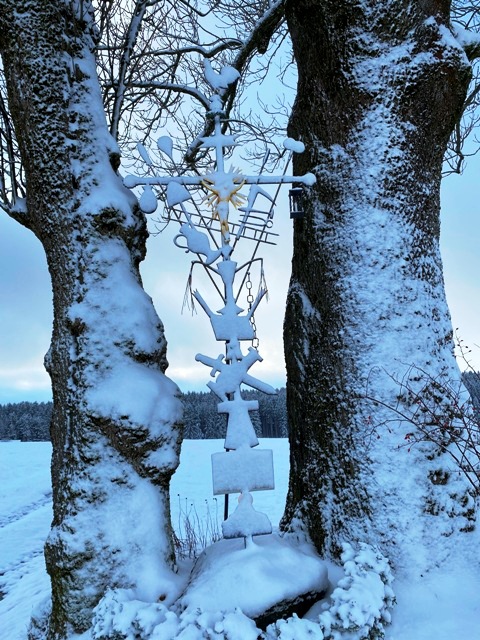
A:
289 187 304 219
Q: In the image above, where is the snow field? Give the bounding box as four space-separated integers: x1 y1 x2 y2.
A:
1 440 479 639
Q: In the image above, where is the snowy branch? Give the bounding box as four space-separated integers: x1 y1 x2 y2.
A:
130 40 243 60
120 81 210 110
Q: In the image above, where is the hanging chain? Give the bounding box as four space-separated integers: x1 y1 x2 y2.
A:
246 270 260 349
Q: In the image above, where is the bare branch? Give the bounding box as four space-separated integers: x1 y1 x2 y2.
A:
364 360 480 497
130 40 243 60
91 0 290 175
125 81 210 110
0 64 27 221
185 0 287 165
109 0 150 140
446 1 480 171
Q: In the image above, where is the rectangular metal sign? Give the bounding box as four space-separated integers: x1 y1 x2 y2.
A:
211 449 275 495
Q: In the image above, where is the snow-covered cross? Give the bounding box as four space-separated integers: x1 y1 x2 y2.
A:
124 60 315 543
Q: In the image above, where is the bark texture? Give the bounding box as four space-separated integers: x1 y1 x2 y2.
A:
0 2 182 637
282 0 475 566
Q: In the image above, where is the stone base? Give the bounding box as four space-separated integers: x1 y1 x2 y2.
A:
254 588 327 630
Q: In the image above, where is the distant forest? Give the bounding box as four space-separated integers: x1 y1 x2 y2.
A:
2 373 479 443
0 388 288 442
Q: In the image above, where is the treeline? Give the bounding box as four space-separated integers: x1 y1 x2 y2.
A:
4 373 480 443
182 388 288 439
0 388 288 442
0 401 53 441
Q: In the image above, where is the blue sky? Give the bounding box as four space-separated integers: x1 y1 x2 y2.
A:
0 154 479 404
440 159 480 368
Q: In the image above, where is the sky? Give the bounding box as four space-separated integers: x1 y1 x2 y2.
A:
0 150 479 405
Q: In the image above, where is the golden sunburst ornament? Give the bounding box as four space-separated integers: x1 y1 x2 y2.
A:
201 170 246 232
202 177 246 210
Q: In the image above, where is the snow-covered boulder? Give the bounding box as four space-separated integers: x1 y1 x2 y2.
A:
176 533 329 626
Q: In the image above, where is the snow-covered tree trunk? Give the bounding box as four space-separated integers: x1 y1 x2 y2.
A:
0 2 182 637
282 0 477 570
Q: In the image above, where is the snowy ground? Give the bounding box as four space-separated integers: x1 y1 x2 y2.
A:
1 440 479 639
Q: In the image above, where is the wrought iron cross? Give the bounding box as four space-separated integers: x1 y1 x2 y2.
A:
124 62 315 542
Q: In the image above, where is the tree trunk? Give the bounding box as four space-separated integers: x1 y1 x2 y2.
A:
282 0 476 570
0 2 182 637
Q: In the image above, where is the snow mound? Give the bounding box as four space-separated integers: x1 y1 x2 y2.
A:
90 540 393 640
92 589 260 640
178 533 328 620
